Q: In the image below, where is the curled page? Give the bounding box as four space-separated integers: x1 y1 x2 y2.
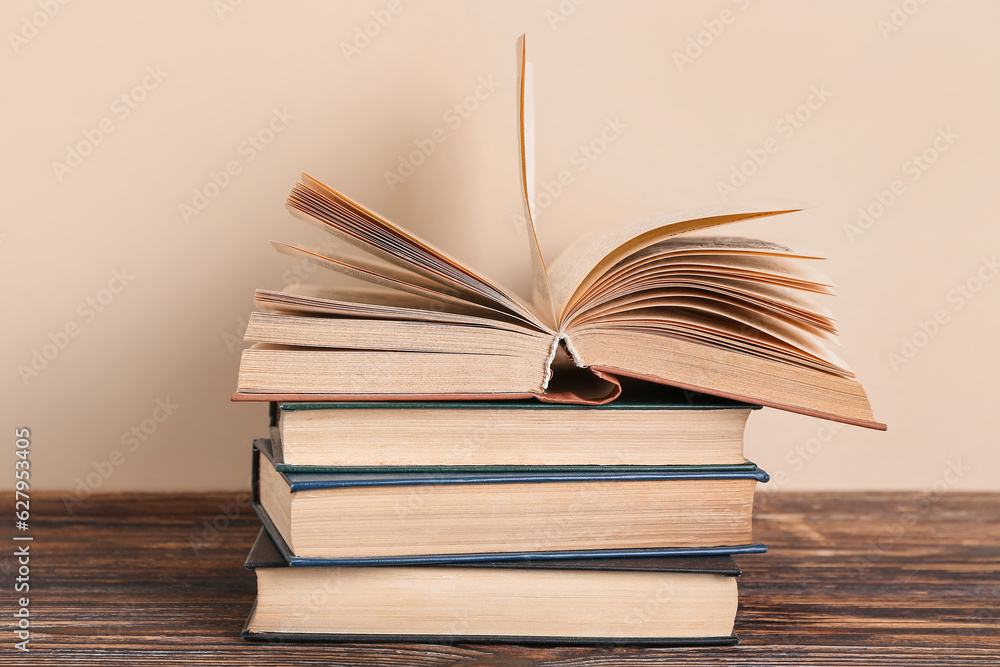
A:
515 35 557 329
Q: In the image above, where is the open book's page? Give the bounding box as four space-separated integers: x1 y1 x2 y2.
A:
255 285 536 330
570 328 882 429
576 287 837 342
287 175 552 332
566 237 837 319
577 305 848 372
611 235 825 262
548 205 804 325
515 35 557 329
269 242 527 322
254 285 537 331
274 240 467 293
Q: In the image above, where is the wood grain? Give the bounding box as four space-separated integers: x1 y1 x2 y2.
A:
1 492 997 665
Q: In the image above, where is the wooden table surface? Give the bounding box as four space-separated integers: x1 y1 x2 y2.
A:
2 492 997 665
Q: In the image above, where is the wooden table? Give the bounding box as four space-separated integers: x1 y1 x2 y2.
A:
4 492 997 665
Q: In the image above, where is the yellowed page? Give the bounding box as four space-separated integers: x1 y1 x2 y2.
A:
548 204 805 326
269 242 529 322
288 175 551 331
567 254 836 322
515 35 557 329
576 291 837 341
244 312 548 355
285 241 469 293
254 286 537 331
569 328 883 429
578 303 848 371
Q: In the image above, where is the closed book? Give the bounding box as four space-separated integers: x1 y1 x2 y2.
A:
242 528 742 645
252 438 767 564
269 389 758 471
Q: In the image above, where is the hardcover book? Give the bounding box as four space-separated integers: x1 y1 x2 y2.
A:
242 528 743 645
251 438 767 565
267 386 759 471
233 36 884 431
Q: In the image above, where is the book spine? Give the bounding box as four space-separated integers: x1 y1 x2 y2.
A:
251 446 261 506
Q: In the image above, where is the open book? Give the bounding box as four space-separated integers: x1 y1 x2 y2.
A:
235 36 884 430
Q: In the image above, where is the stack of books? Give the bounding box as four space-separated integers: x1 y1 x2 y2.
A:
241 393 766 644
233 37 883 645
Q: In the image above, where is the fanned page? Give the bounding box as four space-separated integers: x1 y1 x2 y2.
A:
515 35 557 329
556 232 885 429
549 205 805 325
254 285 535 330
268 242 527 322
285 174 552 332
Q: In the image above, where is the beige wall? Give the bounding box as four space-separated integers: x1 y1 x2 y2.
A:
3 0 998 493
